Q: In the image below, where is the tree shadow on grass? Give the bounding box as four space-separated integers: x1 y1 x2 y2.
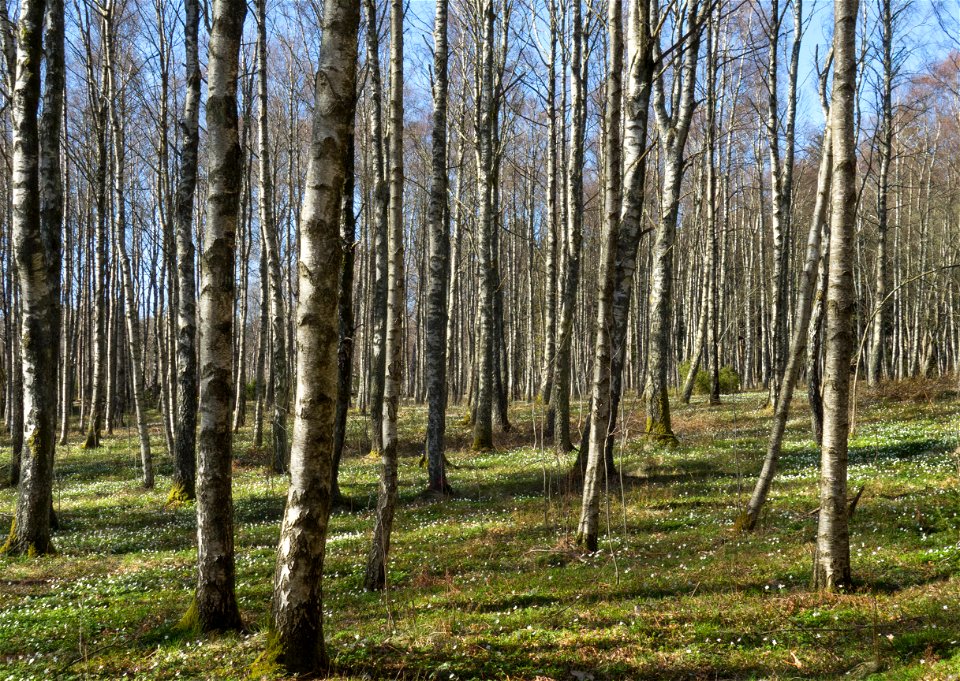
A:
848 437 953 464
329 634 851 680
451 455 729 505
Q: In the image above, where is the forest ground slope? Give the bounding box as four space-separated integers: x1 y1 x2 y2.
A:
4 380 960 679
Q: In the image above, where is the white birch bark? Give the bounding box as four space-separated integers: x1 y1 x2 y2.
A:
814 0 858 592
186 0 247 633
267 0 359 668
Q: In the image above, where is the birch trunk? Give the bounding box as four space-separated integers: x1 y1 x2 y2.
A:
104 12 153 487
472 0 495 451
808 223 830 444
257 0 289 474
577 0 621 551
645 0 704 442
3 0 64 556
704 15 720 406
765 0 801 409
332 132 356 502
184 0 246 633
83 69 109 450
253 248 267 448
602 0 654 471
265 0 358 668
538 0 559 409
739 126 832 532
738 52 833 530
814 0 858 592
552 0 585 452
424 0 452 494
363 0 389 457
171 0 201 501
867 0 892 386
365 0 403 591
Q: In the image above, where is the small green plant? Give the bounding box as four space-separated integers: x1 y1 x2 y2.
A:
719 365 740 393
678 361 740 395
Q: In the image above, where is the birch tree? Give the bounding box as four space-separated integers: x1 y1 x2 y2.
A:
364 0 404 591
257 0 290 474
867 0 896 385
2 0 64 556
645 0 705 442
265 0 359 668
551 0 587 452
104 0 153 488
424 0 452 495
332 133 356 503
472 0 496 451
739 49 833 532
814 0 858 592
578 0 622 550
764 0 802 408
183 0 247 633
171 0 202 502
363 0 389 458
82 26 109 451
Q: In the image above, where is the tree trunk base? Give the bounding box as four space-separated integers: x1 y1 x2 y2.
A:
363 560 386 592
576 529 598 553
83 429 100 450
565 460 621 491
166 481 196 505
471 435 493 452
646 431 679 447
331 490 356 511
177 596 245 635
422 482 455 498
733 509 760 534
251 630 330 679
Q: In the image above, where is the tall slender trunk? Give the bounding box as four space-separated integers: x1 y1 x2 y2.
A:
424 0 452 494
184 0 247 633
266 0 358 668
538 0 558 409
171 0 201 501
704 15 720 406
9 288 23 485
363 0 389 457
444 104 467 404
740 118 832 532
601 0 654 475
645 0 704 442
84 65 109 450
104 12 153 487
332 133 356 501
577 0 621 551
808 225 830 445
232 67 255 433
58 121 73 446
253 247 267 448
680 261 709 404
472 0 496 451
552 0 585 452
256 0 289 473
3 0 64 556
814 0 858 592
365 0 403 591
154 0 178 466
231 176 250 433
105 262 118 433
867 0 892 385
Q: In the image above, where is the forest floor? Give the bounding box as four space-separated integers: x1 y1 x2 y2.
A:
4 380 960 679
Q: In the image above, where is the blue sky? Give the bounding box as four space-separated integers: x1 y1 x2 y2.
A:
796 0 952 132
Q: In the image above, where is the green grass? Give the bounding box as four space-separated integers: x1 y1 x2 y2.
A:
4 383 960 679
